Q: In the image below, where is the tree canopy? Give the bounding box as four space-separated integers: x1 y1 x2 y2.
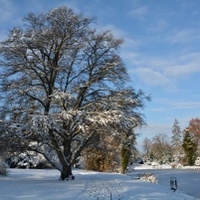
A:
0 6 149 179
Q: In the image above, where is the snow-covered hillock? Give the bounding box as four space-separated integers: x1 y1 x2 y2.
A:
138 172 157 183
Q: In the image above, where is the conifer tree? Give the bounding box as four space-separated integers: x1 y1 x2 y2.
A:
182 129 197 165
171 119 183 154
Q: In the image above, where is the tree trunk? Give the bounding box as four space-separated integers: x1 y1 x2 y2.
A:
59 140 75 180
60 164 74 180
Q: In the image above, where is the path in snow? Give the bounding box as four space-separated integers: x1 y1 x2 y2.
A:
76 170 123 200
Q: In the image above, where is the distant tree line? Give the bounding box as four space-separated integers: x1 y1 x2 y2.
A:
142 118 200 167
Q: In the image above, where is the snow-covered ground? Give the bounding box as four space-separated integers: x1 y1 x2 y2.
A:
0 168 196 200
132 163 172 170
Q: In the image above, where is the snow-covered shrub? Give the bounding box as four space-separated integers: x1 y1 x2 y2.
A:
170 162 183 169
195 157 200 166
176 163 183 168
6 153 52 169
138 173 157 183
142 156 153 165
170 162 177 169
0 162 8 176
151 162 160 169
6 157 18 168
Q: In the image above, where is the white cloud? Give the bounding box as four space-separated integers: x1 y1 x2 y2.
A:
167 28 200 43
170 101 200 109
100 24 126 38
163 51 200 78
128 6 148 18
99 25 142 51
131 67 171 87
149 107 167 112
164 63 198 78
123 48 200 89
123 37 142 49
153 97 200 110
148 19 169 32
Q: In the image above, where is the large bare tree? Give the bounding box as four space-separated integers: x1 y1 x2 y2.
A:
0 6 148 180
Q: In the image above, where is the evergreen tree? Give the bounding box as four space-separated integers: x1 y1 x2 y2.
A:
171 119 183 154
182 130 197 166
120 145 131 174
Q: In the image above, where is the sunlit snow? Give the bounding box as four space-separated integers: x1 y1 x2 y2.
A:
0 168 196 200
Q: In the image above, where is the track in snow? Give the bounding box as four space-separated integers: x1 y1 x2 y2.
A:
77 177 123 200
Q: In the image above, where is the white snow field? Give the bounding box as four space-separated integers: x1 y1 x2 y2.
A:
0 168 196 200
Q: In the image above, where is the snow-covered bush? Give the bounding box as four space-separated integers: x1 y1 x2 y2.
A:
151 162 160 169
6 153 52 169
0 162 8 176
195 157 200 166
138 173 157 183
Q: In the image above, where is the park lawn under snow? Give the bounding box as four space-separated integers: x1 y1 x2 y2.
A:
0 168 196 200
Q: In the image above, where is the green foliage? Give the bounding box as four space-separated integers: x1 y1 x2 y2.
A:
120 145 131 174
182 130 197 166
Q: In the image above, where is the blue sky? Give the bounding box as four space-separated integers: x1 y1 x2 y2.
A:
1 0 200 151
